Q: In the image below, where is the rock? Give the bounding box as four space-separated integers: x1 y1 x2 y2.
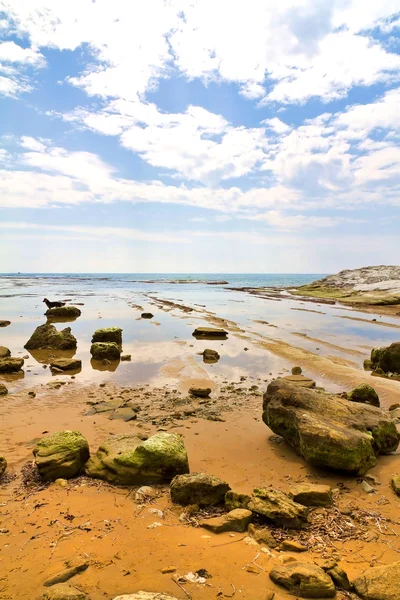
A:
45 306 81 319
361 480 375 494
170 472 230 506
292 366 302 375
192 327 228 339
189 387 211 398
161 567 176 574
247 523 278 547
50 358 82 371
225 490 251 511
363 360 374 371
33 431 90 481
43 560 89 587
322 563 352 591
370 343 400 374
280 540 307 552
269 562 336 598
0 320 10 327
288 484 332 507
25 324 77 350
263 379 399 475
202 349 220 362
282 374 316 388
90 342 120 360
200 509 252 533
85 432 189 485
109 407 138 421
0 357 24 372
0 457 7 478
91 327 122 344
248 488 308 529
54 478 68 488
121 354 131 361
0 346 10 358
389 403 400 411
353 561 400 600
141 313 154 319
0 384 8 396
390 475 400 496
112 593 178 600
39 583 87 599
135 486 158 502
348 384 380 407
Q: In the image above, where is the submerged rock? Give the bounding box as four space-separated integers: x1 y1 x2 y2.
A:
200 509 252 533
33 431 90 481
141 313 154 319
263 379 399 475
0 346 10 358
192 327 228 339
91 327 122 344
370 342 400 374
45 306 81 319
170 472 230 506
348 384 380 407
0 383 8 396
50 358 82 371
269 562 336 598
248 488 308 528
0 456 7 478
90 342 120 360
0 320 10 327
291 366 302 375
85 432 189 485
202 349 220 362
25 324 77 350
0 357 24 373
353 561 400 600
288 483 332 507
189 387 211 398
121 354 131 361
39 583 87 599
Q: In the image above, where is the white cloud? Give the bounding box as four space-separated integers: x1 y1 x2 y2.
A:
0 41 43 65
262 118 291 134
0 73 31 96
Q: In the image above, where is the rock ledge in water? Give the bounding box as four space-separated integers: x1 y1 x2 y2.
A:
0 357 24 372
192 327 228 339
50 358 82 371
45 306 81 319
25 324 77 350
92 328 122 344
90 342 120 360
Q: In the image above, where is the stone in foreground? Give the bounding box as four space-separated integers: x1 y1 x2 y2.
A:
33 431 90 481
0 357 24 373
288 483 332 507
39 584 87 599
348 384 380 407
263 379 399 475
189 387 211 398
0 456 7 478
353 561 400 600
0 383 8 396
202 348 220 362
112 594 178 600
50 358 82 371
0 346 10 358
85 432 189 485
25 324 77 350
248 488 308 528
269 562 336 598
170 472 230 506
91 327 122 344
45 306 81 319
200 508 252 533
192 327 228 339
391 475 400 496
90 342 120 360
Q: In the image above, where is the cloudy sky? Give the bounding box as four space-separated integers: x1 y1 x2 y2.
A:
1 0 400 273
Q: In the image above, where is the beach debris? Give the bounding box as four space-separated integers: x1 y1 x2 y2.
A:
43 559 89 587
90 342 120 360
348 384 380 407
390 475 400 496
189 387 211 398
39 583 87 599
0 345 10 358
0 320 11 327
161 566 176 574
0 356 24 373
225 490 251 511
25 324 77 350
147 522 163 529
0 384 8 396
353 561 400 599
269 562 336 598
45 306 81 320
248 488 308 529
92 327 122 344
263 379 399 474
192 327 228 339
33 430 90 481
202 348 220 362
141 312 154 319
288 483 332 507
50 358 82 372
200 508 252 533
0 457 7 478
149 508 164 519
170 472 230 507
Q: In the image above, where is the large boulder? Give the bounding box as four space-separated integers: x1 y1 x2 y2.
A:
91 328 122 344
348 384 380 407
269 563 336 598
85 432 189 485
0 346 10 358
0 457 7 478
248 488 308 528
25 324 77 350
33 431 90 481
0 357 24 372
353 561 400 600
0 320 10 327
370 343 400 374
170 473 230 506
263 380 399 475
90 342 120 360
45 306 81 320
202 349 220 362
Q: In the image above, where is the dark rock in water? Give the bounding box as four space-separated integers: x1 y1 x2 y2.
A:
370 342 400 374
291 366 302 375
25 324 77 350
45 306 81 320
91 327 122 344
189 387 211 398
391 475 400 496
348 384 380 407
269 562 336 598
0 320 10 327
141 312 154 319
0 456 7 478
90 342 120 360
33 431 90 481
50 358 81 371
85 432 189 485
248 488 308 528
353 561 400 600
39 583 87 599
0 384 8 396
288 483 332 507
0 357 24 373
225 490 251 511
170 472 230 506
121 354 131 361
263 379 399 474
202 348 220 362
0 346 10 359
200 508 252 533
192 327 228 339
43 560 89 587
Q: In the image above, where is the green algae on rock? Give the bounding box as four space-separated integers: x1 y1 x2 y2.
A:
225 490 251 511
25 324 77 350
391 475 400 496
0 346 10 359
50 358 82 371
248 488 308 528
0 357 24 373
33 431 90 481
91 327 122 345
370 342 400 374
348 384 380 407
85 432 189 485
0 384 8 396
90 342 120 360
170 472 230 506
45 306 81 320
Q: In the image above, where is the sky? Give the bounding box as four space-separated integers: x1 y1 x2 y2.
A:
0 0 400 273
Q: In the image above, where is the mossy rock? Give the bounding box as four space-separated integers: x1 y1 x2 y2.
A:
33 430 90 481
0 357 24 373
370 343 400 374
348 384 380 407
0 346 10 359
90 342 120 360
248 488 308 529
45 306 81 319
192 327 228 339
25 324 77 350
0 384 8 396
50 358 82 371
225 490 251 511
91 328 122 344
85 432 189 485
170 473 230 506
363 359 374 371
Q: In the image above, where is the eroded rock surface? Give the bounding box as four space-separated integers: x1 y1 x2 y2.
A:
0 346 10 358
33 431 90 481
200 508 252 533
91 327 122 344
288 483 332 507
353 561 400 600
39 583 87 599
45 306 81 319
90 342 120 360
248 488 308 528
112 594 178 600
170 472 230 506
25 324 77 350
348 384 380 407
50 358 82 371
269 562 336 598
0 357 24 372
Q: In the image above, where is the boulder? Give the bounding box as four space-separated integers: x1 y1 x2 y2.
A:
121 354 131 361
0 346 10 358
0 320 10 327
0 384 8 396
348 384 380 407
45 306 81 320
112 594 178 600
189 387 211 398
33 431 90 481
25 324 77 350
363 360 374 371
288 484 332 507
225 490 251 511
322 562 351 591
200 509 252 533
248 488 308 528
353 561 400 600
247 523 278 548
263 380 399 475
0 357 24 372
370 343 400 374
43 560 89 587
282 374 316 388
391 475 400 496
0 456 7 478
39 584 87 599
202 349 220 362
91 328 122 344
141 313 154 319
85 432 189 485
269 562 336 598
50 358 82 371
170 473 230 506
192 327 228 339
280 540 307 552
292 366 302 375
90 342 120 360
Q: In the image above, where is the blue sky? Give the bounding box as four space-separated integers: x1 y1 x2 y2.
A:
1 0 400 273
